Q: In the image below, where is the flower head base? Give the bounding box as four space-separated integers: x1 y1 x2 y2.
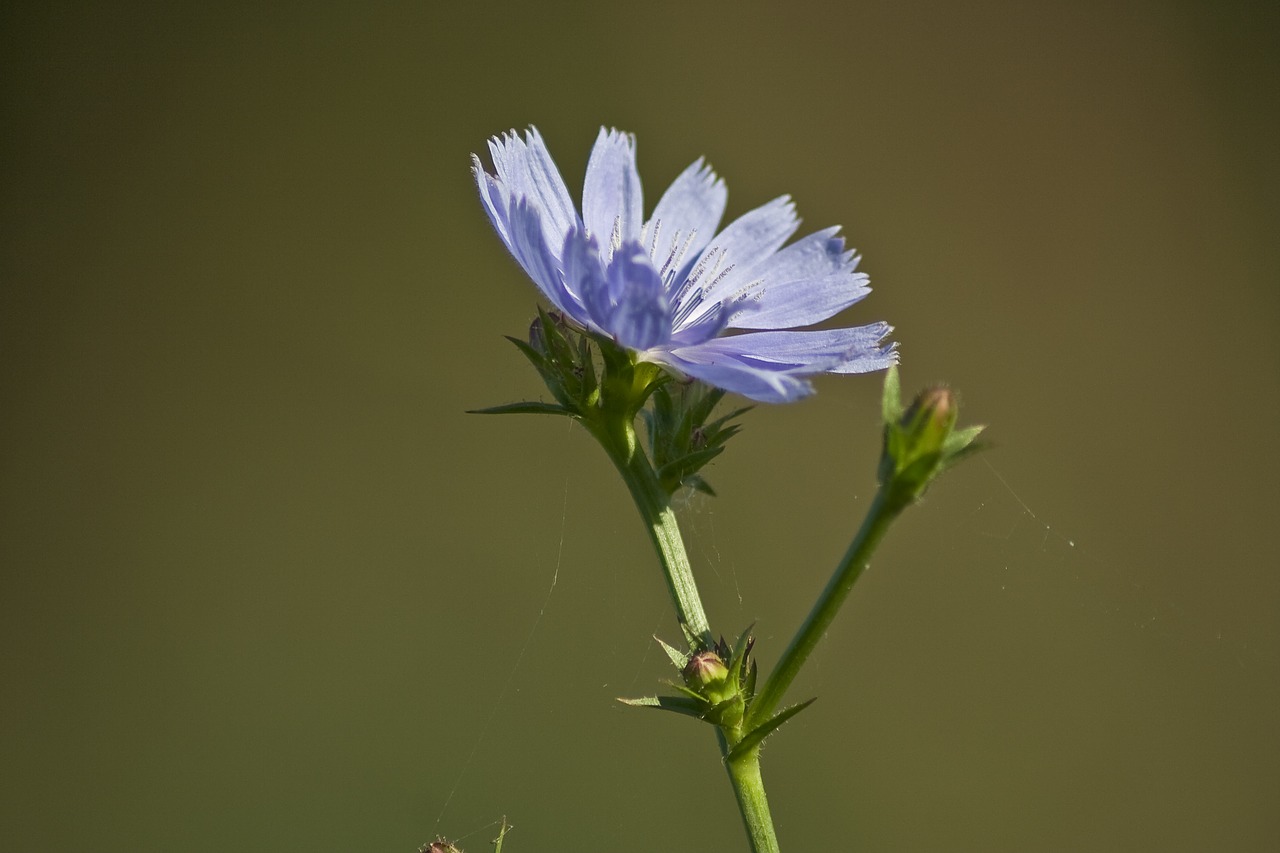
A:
473 127 897 403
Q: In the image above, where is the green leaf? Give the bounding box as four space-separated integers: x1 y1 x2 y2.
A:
668 683 710 703
687 386 727 430
726 697 817 761
492 816 512 853
467 402 577 417
656 445 726 490
504 335 548 369
703 405 752 436
679 622 702 652
616 695 707 719
655 635 690 671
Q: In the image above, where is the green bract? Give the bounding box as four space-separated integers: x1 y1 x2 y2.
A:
878 366 985 510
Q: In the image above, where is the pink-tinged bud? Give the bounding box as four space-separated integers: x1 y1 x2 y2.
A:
683 650 730 692
900 385 957 458
880 369 983 504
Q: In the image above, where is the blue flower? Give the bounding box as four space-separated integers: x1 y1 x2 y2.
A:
473 127 897 403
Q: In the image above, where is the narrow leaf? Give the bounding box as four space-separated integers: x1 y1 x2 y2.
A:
704 405 752 435
680 623 702 652
467 402 576 417
504 336 548 369
617 695 707 719
655 635 690 671
656 445 726 484
727 697 817 761
688 386 728 427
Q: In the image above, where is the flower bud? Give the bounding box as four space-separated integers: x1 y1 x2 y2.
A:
901 385 957 457
878 368 983 506
682 650 730 694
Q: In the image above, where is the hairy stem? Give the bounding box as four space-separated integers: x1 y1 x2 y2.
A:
590 417 712 645
592 416 779 851
719 734 780 853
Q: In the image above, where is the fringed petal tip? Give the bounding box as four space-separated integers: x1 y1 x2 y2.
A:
474 126 899 404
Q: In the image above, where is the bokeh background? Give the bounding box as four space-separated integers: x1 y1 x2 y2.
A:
3 2 1277 851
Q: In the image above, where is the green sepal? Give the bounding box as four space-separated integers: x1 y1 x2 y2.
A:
706 692 746 728
881 364 903 423
617 695 708 719
467 401 577 417
728 623 756 678
643 382 748 496
504 335 577 411
655 444 727 492
943 423 983 454
726 697 817 762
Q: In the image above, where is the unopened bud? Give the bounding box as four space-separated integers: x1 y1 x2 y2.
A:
901 385 957 454
683 650 730 693
879 369 983 505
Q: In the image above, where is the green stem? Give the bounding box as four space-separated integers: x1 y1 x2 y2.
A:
589 418 712 645
719 735 780 853
748 487 904 729
591 415 779 851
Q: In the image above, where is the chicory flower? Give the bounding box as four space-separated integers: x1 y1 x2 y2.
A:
473 127 897 403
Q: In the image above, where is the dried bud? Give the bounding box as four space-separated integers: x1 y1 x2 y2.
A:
420 840 462 853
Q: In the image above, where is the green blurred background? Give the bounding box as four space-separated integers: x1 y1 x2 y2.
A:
3 2 1277 850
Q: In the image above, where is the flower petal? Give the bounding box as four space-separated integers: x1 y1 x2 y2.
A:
473 154 513 246
644 158 727 282
658 349 816 403
506 198 580 317
667 302 728 347
561 227 608 334
693 196 799 305
582 128 643 254
484 128 578 257
604 243 670 350
683 325 898 373
729 228 872 330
